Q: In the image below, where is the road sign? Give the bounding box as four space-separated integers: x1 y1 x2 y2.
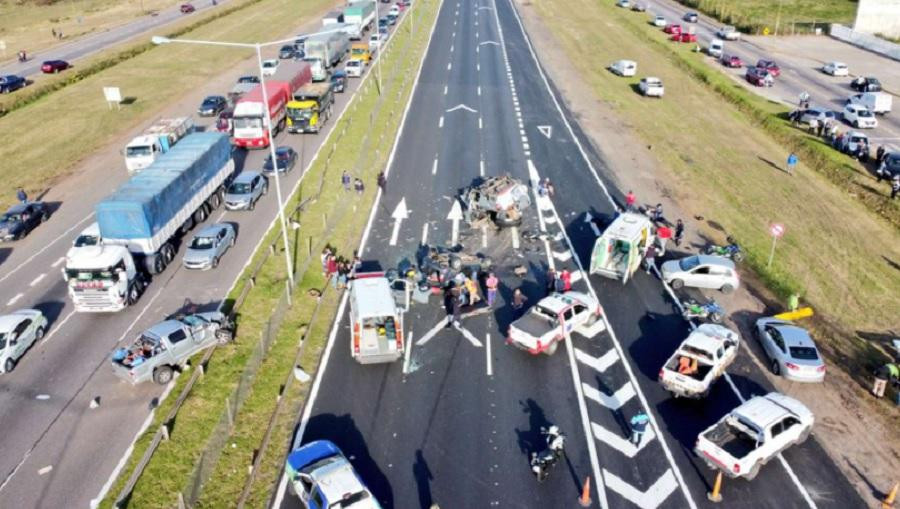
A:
769 223 785 238
763 27 770 35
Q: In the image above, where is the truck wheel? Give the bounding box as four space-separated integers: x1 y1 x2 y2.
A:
448 255 462 271
4 358 15 372
153 256 165 274
126 285 140 305
216 187 226 207
163 244 175 263
670 279 684 290
216 329 234 344
153 366 174 385
543 341 559 355
720 284 734 294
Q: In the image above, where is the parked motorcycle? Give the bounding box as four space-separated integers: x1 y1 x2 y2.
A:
682 298 725 323
530 425 566 482
705 236 744 262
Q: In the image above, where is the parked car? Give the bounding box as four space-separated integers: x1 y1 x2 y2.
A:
708 39 724 58
225 171 268 210
745 67 773 87
378 26 389 39
822 61 849 76
389 4 400 16
197 95 227 116
615 0 630 7
850 76 882 93
756 59 780 77
330 69 347 93
387 13 398 24
279 44 297 59
683 12 699 22
236 75 259 85
369 33 385 51
799 107 837 125
652 15 667 27
609 59 637 77
40 60 70 74
180 3 195 13
345 58 365 77
0 75 26 94
848 91 892 115
0 309 47 373
877 152 900 179
664 23 682 35
754 318 825 382
837 131 869 155
721 54 743 68
660 255 739 293
631 3 647 12
261 58 279 77
673 32 697 43
0 202 50 241
263 146 298 173
716 25 740 40
182 223 236 270
842 103 878 129
638 77 664 97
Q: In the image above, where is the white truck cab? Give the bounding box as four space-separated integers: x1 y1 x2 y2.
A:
349 272 409 364
659 324 740 398
64 244 146 312
123 117 194 174
708 39 724 58
589 212 655 283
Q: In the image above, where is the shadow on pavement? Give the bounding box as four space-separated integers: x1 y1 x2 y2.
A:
412 449 433 509
33 300 66 327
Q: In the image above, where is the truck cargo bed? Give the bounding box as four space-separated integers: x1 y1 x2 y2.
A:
705 421 756 460
513 313 553 338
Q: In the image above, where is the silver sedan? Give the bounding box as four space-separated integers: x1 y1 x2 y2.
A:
182 223 236 270
754 317 825 383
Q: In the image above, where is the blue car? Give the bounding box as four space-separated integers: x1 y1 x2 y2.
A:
286 440 380 508
0 75 26 94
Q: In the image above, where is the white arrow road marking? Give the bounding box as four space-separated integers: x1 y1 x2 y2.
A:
479 40 499 45
479 159 485 177
582 382 635 411
486 333 493 376
447 200 463 246
603 469 679 509
52 257 65 268
389 198 409 246
553 250 572 261
575 347 619 373
29 273 46 287
453 323 483 347
6 293 23 306
584 212 601 236
446 103 478 113
591 422 656 458
537 125 553 138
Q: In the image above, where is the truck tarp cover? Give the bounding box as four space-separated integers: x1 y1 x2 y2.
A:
96 132 231 239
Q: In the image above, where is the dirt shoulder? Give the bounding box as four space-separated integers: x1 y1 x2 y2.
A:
513 0 900 503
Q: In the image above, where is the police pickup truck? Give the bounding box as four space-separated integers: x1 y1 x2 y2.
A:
506 292 603 355
286 440 381 508
659 324 739 398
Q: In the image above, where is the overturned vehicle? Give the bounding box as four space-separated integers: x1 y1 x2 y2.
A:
460 175 531 228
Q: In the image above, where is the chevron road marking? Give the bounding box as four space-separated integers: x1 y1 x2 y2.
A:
453 322 484 347
582 382 635 411
591 422 656 458
552 250 572 262
604 469 679 509
575 347 619 373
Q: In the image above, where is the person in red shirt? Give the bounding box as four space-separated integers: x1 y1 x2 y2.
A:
625 190 636 211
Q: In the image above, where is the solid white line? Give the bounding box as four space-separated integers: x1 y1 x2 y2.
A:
28 274 46 287
215 210 227 222
403 331 414 375
481 225 487 248
439 115 444 128
511 226 520 249
476 63 480 71
486 333 493 376
479 117 483 129
6 293 22 306
0 212 93 286
479 159 485 177
477 85 481 96
51 257 65 268
40 309 76 345
421 222 429 244
450 44 454 52
443 84 448 95
432 158 438 175
447 62 452 70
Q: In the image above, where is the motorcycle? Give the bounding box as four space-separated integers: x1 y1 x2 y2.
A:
682 298 725 323
705 236 744 262
530 425 565 482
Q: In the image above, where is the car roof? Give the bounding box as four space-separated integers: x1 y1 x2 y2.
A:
275 146 293 154
233 171 262 183
538 291 594 313
194 223 228 237
733 393 812 428
768 322 814 347
0 310 39 332
691 254 735 269
146 319 184 338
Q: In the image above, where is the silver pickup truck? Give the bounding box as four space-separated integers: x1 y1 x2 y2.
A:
111 312 233 385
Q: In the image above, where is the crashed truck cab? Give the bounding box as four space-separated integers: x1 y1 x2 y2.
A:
63 244 144 312
460 175 531 228
349 271 410 364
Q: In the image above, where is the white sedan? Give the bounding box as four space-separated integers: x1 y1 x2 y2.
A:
261 58 279 77
660 255 740 293
822 61 849 76
842 103 878 129
653 15 667 27
0 309 48 373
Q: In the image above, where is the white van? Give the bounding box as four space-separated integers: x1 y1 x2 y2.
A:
848 92 892 115
610 59 637 77
708 39 724 58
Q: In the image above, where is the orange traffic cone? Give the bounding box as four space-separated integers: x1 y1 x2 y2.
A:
578 476 592 507
883 482 898 509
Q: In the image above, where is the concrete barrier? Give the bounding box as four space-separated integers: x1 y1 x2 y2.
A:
829 24 900 62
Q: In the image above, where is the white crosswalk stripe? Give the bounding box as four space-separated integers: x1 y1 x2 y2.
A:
552 250 571 261
603 468 679 509
582 382 635 411
574 347 619 373
591 422 655 458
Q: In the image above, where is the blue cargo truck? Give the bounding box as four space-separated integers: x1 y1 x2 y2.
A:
63 132 234 312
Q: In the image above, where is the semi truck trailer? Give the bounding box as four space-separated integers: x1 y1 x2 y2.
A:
232 60 311 148
304 31 350 69
343 0 376 34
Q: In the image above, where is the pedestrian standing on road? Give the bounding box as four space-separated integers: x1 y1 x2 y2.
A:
15 187 27 204
674 219 685 247
377 171 386 194
560 269 572 292
326 254 338 282
876 145 886 164
511 288 528 317
444 286 455 327
651 203 664 223
872 363 899 398
452 286 463 326
786 152 798 175
354 178 364 195
342 171 351 191
485 272 499 307
545 268 557 296
892 175 900 200
625 190 636 211
644 243 658 275
629 411 650 446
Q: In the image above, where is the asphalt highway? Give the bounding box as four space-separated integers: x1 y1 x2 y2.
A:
0 0 233 79
277 0 867 507
0 13 400 509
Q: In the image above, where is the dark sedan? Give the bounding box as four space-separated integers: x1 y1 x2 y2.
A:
263 146 298 173
40 60 70 74
0 202 49 241
756 59 780 77
330 70 347 93
237 75 260 84
683 12 698 22
850 76 882 93
198 95 227 116
279 45 297 59
0 75 26 94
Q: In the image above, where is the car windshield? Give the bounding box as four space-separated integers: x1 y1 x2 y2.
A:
203 98 219 106
352 48 366 56
288 107 313 119
238 76 258 83
789 346 819 360
329 491 371 508
857 109 873 117
190 236 215 249
679 256 700 271
66 268 114 281
347 61 361 68
74 234 100 247
126 145 152 157
229 182 251 194
233 117 262 129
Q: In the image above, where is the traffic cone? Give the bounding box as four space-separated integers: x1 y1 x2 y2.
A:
883 482 898 509
707 471 723 503
578 476 592 507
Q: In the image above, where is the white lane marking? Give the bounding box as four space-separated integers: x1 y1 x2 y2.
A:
417 318 448 346
592 422 656 458
29 273 45 287
477 85 481 96
477 63 480 71
519 128 526 135
452 31 456 38
444 84 448 95
51 257 65 268
486 333 493 376
479 117 483 129
520 135 528 143
479 40 499 46
582 382 636 411
432 158 438 175
215 210 226 222
35 394 50 400
604 469 679 509
37 466 52 475
403 331 414 375
421 222 429 244
511 226 520 249
450 44 454 52
453 322 483 347
6 293 23 306
523 143 529 150
575 347 619 373
439 115 444 128
481 225 488 248
447 61 452 70
40 309 76 345
0 213 93 286
569 270 583 282
553 250 572 262
479 159 485 177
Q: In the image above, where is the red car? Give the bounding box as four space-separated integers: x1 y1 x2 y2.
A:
756 59 780 77
746 67 773 87
722 54 743 68
664 23 682 35
672 32 697 43
395 1 405 10
180 3 195 13
40 60 70 74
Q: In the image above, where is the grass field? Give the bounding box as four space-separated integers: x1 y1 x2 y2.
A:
0 0 182 58
530 0 899 375
675 0 857 34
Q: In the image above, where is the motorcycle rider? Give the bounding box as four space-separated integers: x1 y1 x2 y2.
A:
530 425 565 482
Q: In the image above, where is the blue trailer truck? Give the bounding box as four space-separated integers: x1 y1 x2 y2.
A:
63 132 234 312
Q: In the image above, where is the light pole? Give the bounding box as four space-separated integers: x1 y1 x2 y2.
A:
373 0 383 92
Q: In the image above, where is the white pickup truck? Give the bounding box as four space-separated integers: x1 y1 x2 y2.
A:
506 292 603 355
659 324 739 399
639 77 664 97
695 392 813 480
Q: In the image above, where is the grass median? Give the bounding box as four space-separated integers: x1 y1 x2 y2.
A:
0 0 335 211
528 0 900 378
671 0 855 34
99 0 441 506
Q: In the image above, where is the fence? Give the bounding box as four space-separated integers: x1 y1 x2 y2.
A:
830 24 900 62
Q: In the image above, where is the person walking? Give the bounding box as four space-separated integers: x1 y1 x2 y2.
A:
16 187 27 204
451 285 463 326
51 28 57 38
354 178 365 195
786 152 798 175
377 171 386 194
872 362 899 398
629 411 650 446
511 288 528 318
644 243 658 275
485 272 499 307
674 219 685 247
625 190 636 211
342 171 351 191
545 268 557 296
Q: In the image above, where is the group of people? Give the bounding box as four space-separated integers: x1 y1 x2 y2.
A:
341 171 387 196
321 248 361 290
544 268 572 296
113 338 163 368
